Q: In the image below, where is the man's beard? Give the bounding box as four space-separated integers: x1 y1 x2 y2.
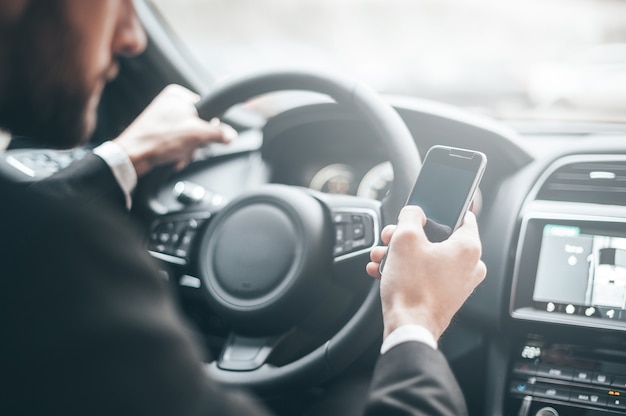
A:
0 1 97 149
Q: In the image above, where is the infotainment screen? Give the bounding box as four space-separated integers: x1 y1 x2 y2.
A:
533 224 626 318
511 215 626 329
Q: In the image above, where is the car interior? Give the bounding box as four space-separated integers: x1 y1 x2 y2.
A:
3 1 626 415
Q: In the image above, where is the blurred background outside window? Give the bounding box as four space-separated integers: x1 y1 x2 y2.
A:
149 0 626 122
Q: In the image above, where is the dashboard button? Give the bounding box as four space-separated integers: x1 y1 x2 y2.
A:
608 396 626 410
332 213 351 224
158 233 170 244
351 238 367 250
335 225 346 244
572 370 593 383
351 222 365 239
592 372 612 385
180 231 196 249
537 365 573 381
334 244 347 256
513 361 537 376
510 380 534 396
569 390 606 406
611 376 626 389
533 383 570 401
598 307 619 320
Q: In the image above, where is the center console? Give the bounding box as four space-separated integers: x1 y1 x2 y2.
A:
506 334 626 415
504 155 626 416
506 208 626 415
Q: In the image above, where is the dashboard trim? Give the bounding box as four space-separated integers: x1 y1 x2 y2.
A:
148 250 188 265
6 155 36 177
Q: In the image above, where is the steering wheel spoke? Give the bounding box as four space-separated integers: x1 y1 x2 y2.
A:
313 192 382 263
147 212 212 266
217 333 281 371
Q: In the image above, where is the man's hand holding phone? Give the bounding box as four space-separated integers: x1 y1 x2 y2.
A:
368 145 487 342
379 145 486 273
367 206 486 341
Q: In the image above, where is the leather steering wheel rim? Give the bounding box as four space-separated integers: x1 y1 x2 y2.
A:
194 70 421 392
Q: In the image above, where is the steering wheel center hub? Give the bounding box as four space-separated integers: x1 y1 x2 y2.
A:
213 204 297 299
198 185 331 335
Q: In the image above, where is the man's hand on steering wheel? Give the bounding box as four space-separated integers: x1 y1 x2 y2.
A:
113 84 238 176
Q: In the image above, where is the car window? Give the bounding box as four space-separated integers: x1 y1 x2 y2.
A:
148 0 626 123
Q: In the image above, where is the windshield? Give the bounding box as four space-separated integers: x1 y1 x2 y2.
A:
149 0 626 123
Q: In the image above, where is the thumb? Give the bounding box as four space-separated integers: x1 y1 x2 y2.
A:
392 205 428 242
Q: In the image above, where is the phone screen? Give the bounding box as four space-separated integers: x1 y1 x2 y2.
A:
408 159 480 230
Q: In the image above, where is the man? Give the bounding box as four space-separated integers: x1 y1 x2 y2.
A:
0 1 486 415
1 0 236 210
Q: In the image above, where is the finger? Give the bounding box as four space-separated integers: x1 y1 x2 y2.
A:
444 211 483 259
180 120 237 150
469 191 483 216
466 260 487 292
162 84 201 103
476 260 487 282
365 262 382 279
174 157 192 171
391 205 428 243
370 245 388 263
448 211 480 243
398 205 427 227
219 123 238 143
196 118 238 144
380 224 397 245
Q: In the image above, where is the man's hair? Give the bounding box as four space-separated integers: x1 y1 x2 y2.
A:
0 0 93 148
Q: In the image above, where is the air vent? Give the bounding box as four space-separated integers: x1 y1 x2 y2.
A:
536 159 626 205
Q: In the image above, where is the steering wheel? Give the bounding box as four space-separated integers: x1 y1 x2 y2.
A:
167 71 421 393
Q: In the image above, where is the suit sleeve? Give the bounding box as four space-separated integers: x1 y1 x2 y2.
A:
0 191 271 416
29 152 126 209
364 342 468 416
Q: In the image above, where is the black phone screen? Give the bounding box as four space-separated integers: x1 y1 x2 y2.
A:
408 161 477 228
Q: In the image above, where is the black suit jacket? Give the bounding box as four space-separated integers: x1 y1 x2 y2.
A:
29 152 126 209
0 166 467 415
365 342 468 415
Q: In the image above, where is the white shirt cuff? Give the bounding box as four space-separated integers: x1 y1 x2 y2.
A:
0 129 10 152
380 324 438 354
93 141 137 210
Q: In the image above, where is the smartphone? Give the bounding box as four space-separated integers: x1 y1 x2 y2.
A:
379 145 487 273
